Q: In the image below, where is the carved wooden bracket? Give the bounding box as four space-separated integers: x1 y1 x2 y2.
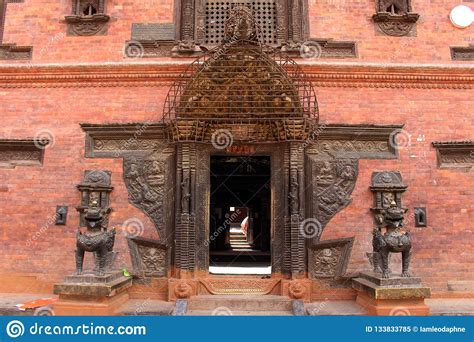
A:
372 0 419 36
0 139 48 168
432 141 474 171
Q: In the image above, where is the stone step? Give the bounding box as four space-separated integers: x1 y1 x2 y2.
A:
187 295 293 312
187 310 293 316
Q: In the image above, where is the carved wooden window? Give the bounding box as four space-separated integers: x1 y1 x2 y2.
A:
372 0 419 36
0 0 32 60
65 0 110 36
175 0 309 50
205 1 277 45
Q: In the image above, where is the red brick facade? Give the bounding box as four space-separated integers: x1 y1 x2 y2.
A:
0 0 473 297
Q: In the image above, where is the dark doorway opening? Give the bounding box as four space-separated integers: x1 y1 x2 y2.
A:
209 156 271 275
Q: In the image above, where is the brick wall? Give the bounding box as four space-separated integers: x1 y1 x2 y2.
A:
0 0 472 295
0 83 473 292
0 0 472 63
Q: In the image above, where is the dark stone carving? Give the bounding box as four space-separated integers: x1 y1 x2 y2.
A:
76 170 113 227
370 171 411 278
451 45 474 61
75 196 116 276
65 0 109 36
372 0 419 36
308 237 354 278
127 236 168 277
123 150 173 239
0 139 48 168
55 206 68 225
432 141 474 171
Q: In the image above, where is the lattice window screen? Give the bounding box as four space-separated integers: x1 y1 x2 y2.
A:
205 0 277 45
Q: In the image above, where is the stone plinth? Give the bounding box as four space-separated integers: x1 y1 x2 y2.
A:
352 272 431 315
53 271 132 315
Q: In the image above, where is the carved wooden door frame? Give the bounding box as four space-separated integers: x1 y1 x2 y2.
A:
174 143 290 278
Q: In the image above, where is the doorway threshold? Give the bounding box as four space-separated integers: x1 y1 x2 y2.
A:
209 265 271 275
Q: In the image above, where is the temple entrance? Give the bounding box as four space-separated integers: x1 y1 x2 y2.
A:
209 156 271 275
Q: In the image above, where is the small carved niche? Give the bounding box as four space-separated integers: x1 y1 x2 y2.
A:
65 0 110 36
372 0 419 36
76 170 113 226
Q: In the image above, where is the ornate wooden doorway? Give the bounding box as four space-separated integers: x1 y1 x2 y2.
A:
208 155 272 275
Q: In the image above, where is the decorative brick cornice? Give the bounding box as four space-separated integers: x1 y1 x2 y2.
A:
0 62 472 89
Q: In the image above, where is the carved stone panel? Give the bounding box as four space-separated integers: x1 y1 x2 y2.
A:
308 237 354 278
127 236 168 277
0 139 47 168
123 149 175 240
307 124 401 159
0 44 32 60
451 45 474 61
81 123 168 158
432 141 474 171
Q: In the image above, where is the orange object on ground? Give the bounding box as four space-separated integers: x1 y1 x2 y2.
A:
16 298 57 311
